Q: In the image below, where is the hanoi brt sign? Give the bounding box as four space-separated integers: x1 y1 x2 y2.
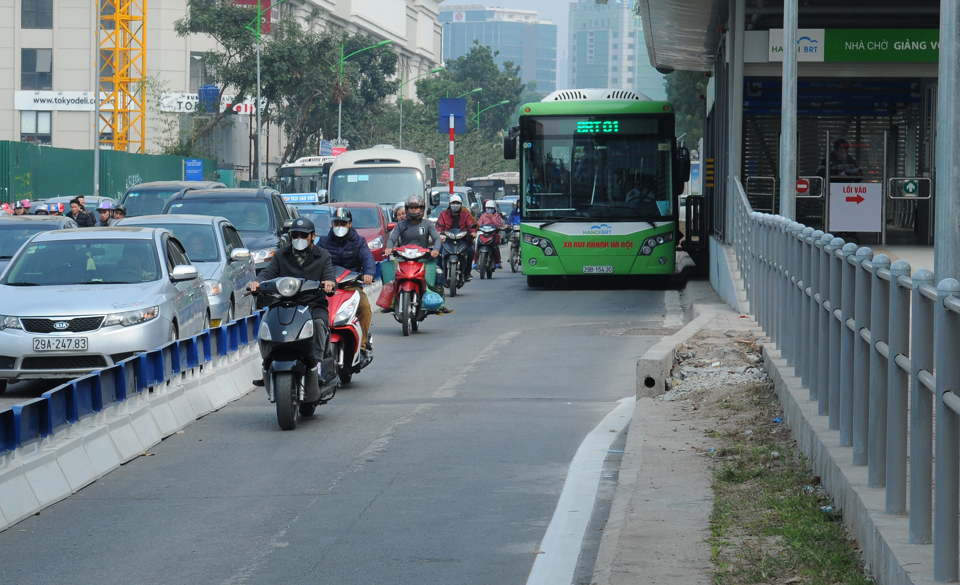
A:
829 183 883 233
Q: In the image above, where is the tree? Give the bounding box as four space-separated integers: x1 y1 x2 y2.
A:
665 70 706 146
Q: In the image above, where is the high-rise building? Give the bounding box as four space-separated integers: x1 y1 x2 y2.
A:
439 5 557 95
567 0 665 100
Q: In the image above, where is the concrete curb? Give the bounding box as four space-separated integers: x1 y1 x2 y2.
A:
635 309 721 398
0 347 261 533
763 347 935 585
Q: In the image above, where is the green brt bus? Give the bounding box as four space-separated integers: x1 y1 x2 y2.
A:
504 88 693 287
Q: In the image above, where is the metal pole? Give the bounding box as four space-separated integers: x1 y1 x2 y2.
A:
935 2 960 281
338 43 343 141
255 1 262 187
448 114 455 195
934 278 960 581
828 237 845 431
886 259 911 514
868 254 891 487
839 242 858 445
779 0 798 220
910 268 935 544
853 246 874 466
726 0 745 237
93 0 100 198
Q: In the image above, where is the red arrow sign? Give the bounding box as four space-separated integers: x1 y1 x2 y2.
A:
846 194 865 204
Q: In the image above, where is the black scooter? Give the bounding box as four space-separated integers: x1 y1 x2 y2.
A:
254 277 338 430
440 227 471 297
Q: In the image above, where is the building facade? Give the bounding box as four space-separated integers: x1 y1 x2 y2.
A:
439 5 557 95
568 0 665 100
1 0 442 180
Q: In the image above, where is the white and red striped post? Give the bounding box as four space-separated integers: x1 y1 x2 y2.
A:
448 114 455 195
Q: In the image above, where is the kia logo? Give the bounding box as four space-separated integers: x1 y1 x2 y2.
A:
53 321 70 330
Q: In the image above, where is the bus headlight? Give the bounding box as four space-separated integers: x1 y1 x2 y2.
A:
523 234 557 256
638 232 673 256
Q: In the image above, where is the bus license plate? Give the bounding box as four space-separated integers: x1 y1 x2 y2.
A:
582 265 613 274
34 337 88 351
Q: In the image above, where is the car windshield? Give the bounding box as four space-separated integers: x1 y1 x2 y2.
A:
294 208 332 234
330 206 380 229
3 239 161 285
123 189 181 216
0 224 59 259
128 223 219 262
495 201 513 215
167 199 272 233
329 167 424 205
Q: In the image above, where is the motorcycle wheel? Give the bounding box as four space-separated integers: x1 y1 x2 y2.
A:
338 343 354 384
400 290 412 336
478 250 488 279
411 293 420 332
274 372 299 430
298 402 317 416
510 245 520 273
447 258 458 297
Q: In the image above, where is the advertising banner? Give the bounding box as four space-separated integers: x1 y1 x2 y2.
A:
160 93 264 114
768 29 940 63
15 91 98 111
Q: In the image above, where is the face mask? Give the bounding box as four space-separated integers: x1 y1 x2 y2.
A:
333 226 349 237
292 238 310 251
450 204 462 212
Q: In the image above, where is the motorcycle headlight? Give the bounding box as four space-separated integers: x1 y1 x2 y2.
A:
103 306 160 327
367 235 384 250
276 276 301 297
0 316 22 331
204 280 222 296
333 294 359 327
400 248 421 260
297 319 314 340
258 319 272 341
252 248 277 264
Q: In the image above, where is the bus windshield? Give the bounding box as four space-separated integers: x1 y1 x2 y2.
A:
277 163 331 194
520 115 674 222
329 167 424 205
465 179 505 202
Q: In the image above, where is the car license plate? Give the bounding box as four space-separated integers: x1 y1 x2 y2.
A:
33 337 88 351
582 265 613 274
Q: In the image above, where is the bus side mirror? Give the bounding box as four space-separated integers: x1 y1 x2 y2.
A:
673 143 692 196
503 126 519 160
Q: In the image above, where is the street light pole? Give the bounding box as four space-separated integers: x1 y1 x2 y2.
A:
398 65 442 148
335 39 393 141
474 100 510 130
245 0 289 187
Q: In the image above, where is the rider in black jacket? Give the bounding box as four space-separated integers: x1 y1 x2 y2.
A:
249 218 336 367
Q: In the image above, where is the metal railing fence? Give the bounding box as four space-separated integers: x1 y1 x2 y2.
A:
731 176 960 582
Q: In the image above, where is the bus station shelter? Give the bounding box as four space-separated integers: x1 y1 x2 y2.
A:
637 0 957 266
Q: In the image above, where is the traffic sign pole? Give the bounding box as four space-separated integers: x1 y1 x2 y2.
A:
449 114 455 196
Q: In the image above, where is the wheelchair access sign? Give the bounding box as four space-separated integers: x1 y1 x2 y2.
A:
829 182 882 232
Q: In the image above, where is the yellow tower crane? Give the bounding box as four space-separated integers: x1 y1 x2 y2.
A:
98 0 147 153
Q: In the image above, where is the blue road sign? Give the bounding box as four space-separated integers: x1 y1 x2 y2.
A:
438 98 467 134
185 158 203 181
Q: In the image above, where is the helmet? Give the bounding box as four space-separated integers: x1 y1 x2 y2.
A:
288 217 315 234
484 200 496 210
97 200 114 211
113 204 127 215
393 201 405 214
404 194 425 221
21 199 31 209
449 194 463 205
34 207 48 215
331 207 352 222
13 201 23 209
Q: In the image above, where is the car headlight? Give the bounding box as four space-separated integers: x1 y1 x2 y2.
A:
0 316 22 331
276 276 301 297
297 319 314 340
204 280 223 296
333 295 359 327
252 248 276 264
103 306 160 327
367 235 383 250
258 319 272 341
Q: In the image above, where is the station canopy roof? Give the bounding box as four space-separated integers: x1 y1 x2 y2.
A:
637 0 940 73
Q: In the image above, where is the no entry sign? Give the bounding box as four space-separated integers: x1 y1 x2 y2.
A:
796 178 810 195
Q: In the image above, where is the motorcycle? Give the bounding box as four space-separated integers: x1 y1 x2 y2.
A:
391 245 432 336
508 224 521 273
254 277 338 430
475 224 501 279
329 266 374 385
440 227 471 297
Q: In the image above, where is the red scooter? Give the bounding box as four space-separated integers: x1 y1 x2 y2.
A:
329 266 373 384
391 244 431 336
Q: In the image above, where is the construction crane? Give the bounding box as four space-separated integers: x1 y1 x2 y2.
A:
98 0 147 153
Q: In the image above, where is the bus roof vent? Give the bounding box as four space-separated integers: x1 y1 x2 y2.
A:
293 156 333 164
355 158 401 165
372 144 396 149
541 88 652 102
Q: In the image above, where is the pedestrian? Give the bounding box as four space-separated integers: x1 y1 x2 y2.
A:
817 138 863 183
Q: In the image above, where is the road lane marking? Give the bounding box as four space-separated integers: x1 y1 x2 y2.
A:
526 395 636 585
663 290 683 329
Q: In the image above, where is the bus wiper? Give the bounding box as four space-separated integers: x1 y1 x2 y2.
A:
6 282 41 286
539 216 581 229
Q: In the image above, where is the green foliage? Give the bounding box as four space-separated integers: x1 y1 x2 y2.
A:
665 70 706 146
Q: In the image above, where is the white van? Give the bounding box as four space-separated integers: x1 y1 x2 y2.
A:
327 145 436 212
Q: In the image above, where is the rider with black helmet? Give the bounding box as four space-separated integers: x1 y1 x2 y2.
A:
112 204 127 221
317 207 376 364
12 201 26 215
248 218 336 384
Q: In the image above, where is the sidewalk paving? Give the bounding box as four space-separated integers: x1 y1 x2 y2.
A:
592 304 764 585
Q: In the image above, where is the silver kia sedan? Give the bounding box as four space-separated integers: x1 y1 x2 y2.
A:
116 215 256 326
0 227 209 389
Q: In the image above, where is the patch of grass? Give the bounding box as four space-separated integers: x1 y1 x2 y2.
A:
706 382 873 585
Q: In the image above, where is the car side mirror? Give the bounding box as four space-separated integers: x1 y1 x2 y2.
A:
429 192 440 207
387 222 396 231
170 265 200 281
230 248 251 261
282 219 294 233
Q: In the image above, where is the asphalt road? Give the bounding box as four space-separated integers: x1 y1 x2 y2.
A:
0 264 684 585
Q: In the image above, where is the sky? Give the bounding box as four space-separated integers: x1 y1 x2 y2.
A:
438 0 572 88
